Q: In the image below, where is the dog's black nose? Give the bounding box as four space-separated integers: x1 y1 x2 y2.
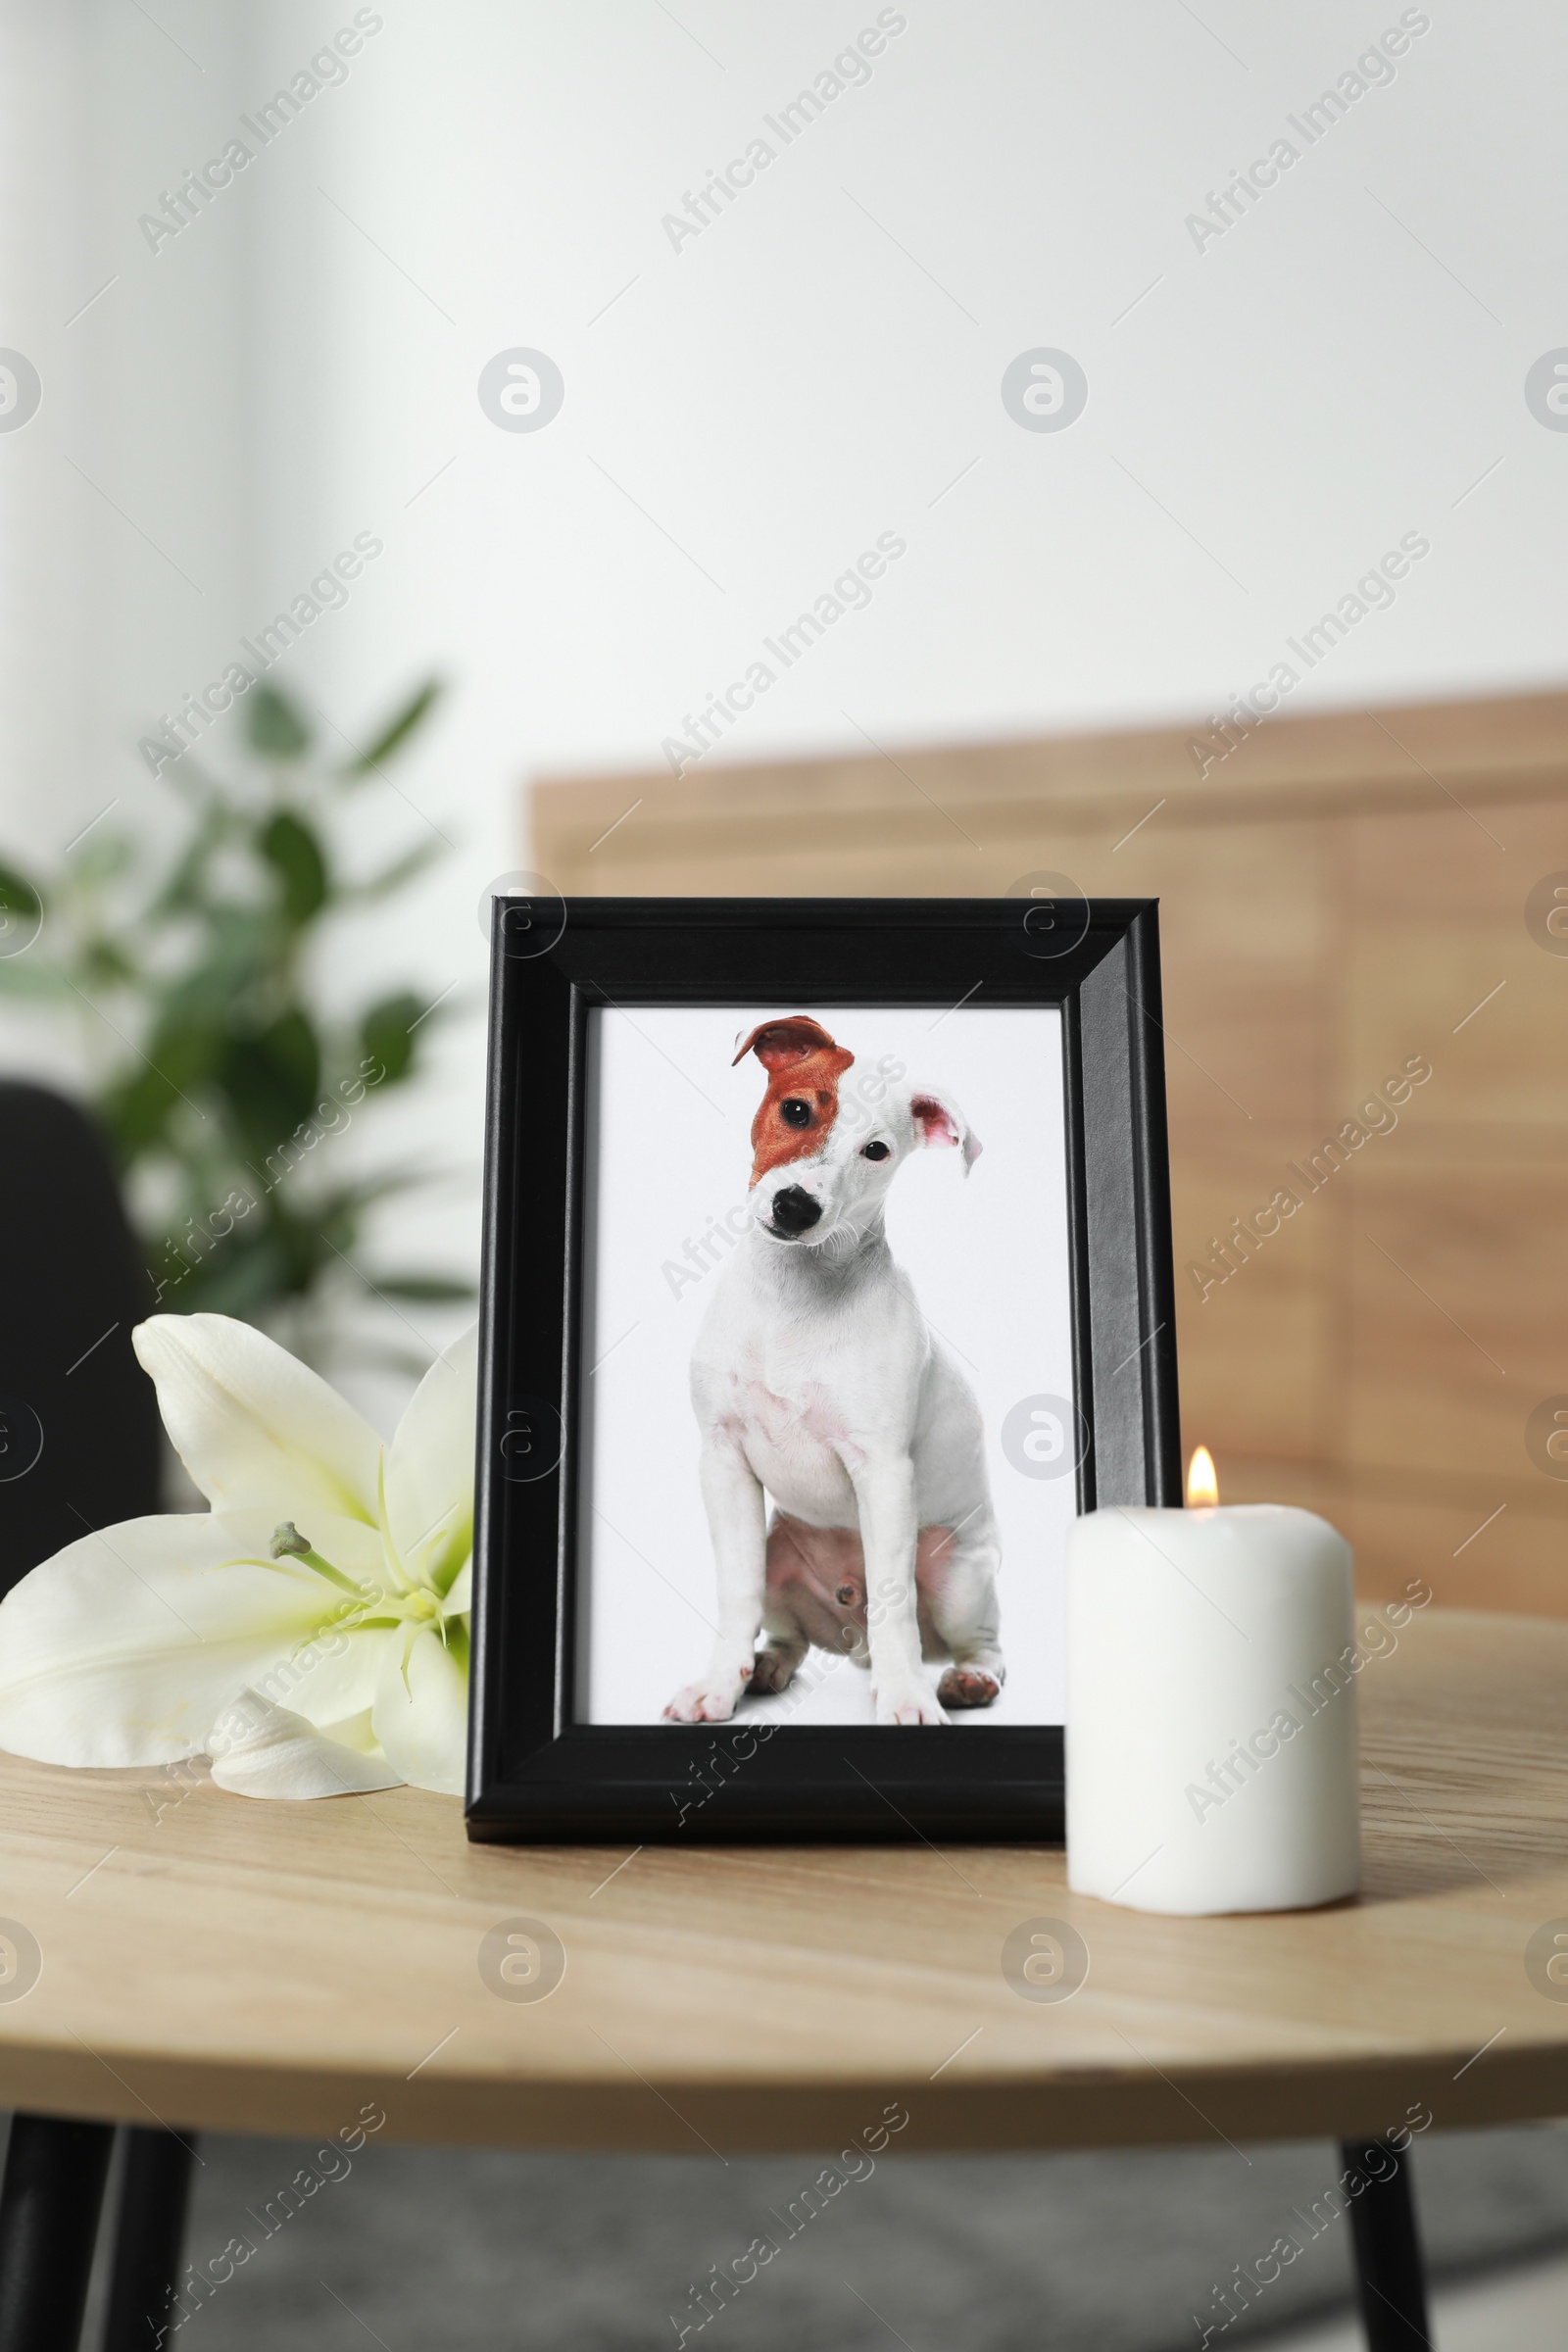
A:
769 1186 821 1236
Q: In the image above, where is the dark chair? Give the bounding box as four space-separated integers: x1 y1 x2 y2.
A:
0 1082 160 1596
0 1086 194 2351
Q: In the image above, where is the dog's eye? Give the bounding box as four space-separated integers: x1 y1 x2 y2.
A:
779 1099 811 1128
861 1140 891 1161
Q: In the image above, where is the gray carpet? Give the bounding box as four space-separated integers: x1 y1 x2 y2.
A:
68 2120 1568 2348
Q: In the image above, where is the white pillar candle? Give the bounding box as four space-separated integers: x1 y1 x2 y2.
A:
1066 1468 1359 1916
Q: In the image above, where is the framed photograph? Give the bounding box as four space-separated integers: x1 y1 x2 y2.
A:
467 897 1180 1842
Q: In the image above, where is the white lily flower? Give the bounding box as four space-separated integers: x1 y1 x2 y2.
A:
0 1314 475 1799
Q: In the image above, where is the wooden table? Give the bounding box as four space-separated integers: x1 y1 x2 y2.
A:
2 1605 1565 2348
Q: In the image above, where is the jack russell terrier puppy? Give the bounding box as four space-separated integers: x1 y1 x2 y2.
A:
663 1014 1004 1727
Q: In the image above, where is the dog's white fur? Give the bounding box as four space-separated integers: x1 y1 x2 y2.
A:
664 1054 1004 1726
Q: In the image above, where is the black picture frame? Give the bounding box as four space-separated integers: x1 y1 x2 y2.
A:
466 897 1180 1844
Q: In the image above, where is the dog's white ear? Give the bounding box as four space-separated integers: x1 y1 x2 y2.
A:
910 1090 982 1173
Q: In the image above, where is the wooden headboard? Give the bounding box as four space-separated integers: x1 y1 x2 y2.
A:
530 690 1568 1615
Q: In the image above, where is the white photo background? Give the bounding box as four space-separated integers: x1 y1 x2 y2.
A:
576 1004 1076 1727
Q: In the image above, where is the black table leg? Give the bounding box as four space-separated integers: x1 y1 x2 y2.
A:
0 2115 115 2352
100 2128 196 2352
1341 2136 1432 2349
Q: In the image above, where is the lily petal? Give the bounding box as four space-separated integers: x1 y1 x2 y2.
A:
442 1559 472 1616
371 1622 468 1795
208 1692 403 1798
0 1509 357 1768
384 1327 476 1592
133 1314 381 1525
283 1623 398 1731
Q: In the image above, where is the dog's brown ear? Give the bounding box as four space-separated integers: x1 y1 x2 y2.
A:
732 1015 840 1070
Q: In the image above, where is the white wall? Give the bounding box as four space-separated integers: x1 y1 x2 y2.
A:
2 0 1562 1415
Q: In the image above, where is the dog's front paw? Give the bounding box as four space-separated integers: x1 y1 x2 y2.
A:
938 1664 1003 1710
662 1671 746 1724
873 1679 949 1727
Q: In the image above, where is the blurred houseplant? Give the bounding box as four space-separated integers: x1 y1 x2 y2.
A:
0 676 467 1368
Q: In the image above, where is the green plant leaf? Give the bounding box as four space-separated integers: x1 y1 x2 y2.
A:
101 1067 179 1161
150 800 238 919
0 860 43 959
218 1009 322 1161
359 991 425 1086
100 1018 219 1161
260 810 329 925
359 1272 476 1302
175 1230 294 1317
157 911 274 1018
313 1167 438 1226
79 937 140 989
341 678 442 776
246 682 311 760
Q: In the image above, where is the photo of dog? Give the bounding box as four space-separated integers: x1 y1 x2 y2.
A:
576 1001 1075 1732
662 1014 1005 1727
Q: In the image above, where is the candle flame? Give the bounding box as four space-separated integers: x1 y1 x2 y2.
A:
1187 1446 1218 1507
